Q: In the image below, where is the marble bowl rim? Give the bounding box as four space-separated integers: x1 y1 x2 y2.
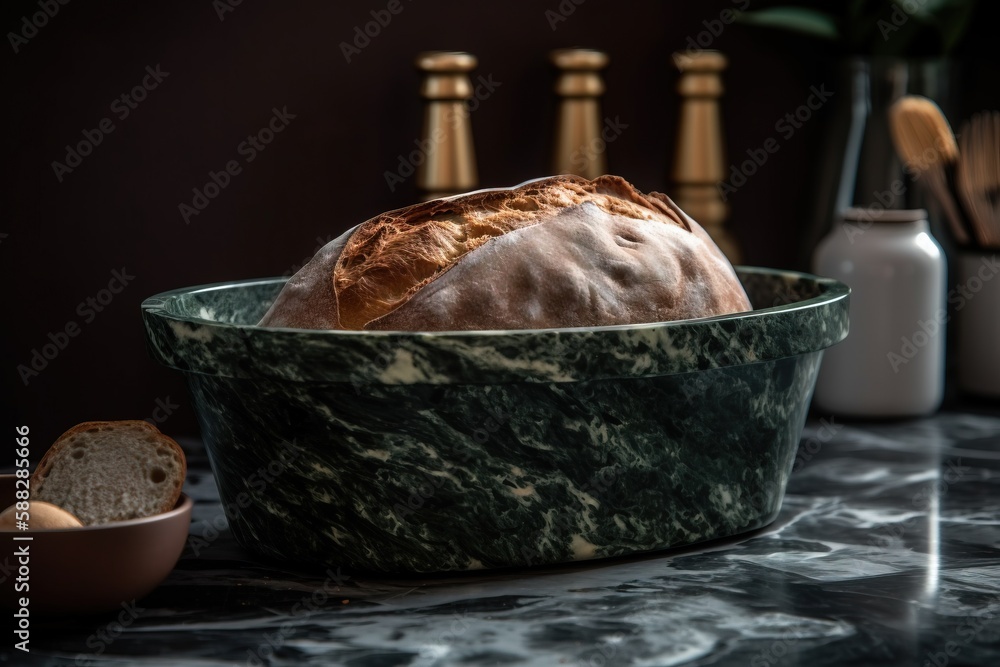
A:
141 265 850 338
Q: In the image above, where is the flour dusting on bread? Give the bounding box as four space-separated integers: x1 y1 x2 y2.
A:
259 175 750 331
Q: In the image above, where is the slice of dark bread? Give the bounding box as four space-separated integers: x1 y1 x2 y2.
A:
31 421 186 525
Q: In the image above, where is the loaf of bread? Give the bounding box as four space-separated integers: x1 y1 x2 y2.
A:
259 175 751 330
0 501 83 530
31 421 187 525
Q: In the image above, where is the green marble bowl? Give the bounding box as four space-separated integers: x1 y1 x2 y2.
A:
141 268 848 573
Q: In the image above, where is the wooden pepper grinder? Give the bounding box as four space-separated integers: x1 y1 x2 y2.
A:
551 49 609 179
672 51 742 263
416 51 479 200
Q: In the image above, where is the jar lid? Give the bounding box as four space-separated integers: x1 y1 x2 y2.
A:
839 207 927 223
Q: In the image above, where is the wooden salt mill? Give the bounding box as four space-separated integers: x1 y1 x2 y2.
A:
551 49 609 179
416 51 479 200
672 51 742 263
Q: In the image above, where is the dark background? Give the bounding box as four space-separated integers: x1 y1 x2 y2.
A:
3 0 998 449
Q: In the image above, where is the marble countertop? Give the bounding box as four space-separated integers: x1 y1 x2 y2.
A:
10 406 1000 666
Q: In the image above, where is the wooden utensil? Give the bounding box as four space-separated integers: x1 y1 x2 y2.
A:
888 95 972 246
958 111 1000 249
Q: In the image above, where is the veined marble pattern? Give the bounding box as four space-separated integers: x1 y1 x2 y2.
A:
13 409 1000 666
141 269 849 572
185 351 821 572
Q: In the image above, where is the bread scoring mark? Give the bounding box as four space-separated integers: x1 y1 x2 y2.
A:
332 175 690 330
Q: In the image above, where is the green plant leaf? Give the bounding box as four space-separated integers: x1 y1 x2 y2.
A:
735 7 841 41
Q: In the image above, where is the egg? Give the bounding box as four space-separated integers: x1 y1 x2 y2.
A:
0 501 84 530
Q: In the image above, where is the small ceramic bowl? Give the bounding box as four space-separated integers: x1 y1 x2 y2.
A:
0 475 191 613
142 267 849 574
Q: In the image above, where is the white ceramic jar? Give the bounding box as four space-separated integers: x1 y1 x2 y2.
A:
812 208 946 417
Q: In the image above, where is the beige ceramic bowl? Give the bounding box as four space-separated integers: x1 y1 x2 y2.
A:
0 474 191 613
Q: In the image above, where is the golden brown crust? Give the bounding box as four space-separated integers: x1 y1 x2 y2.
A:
331 175 687 329
259 175 750 331
367 201 748 331
32 421 187 517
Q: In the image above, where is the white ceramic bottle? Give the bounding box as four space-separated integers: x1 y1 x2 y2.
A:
812 208 946 417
